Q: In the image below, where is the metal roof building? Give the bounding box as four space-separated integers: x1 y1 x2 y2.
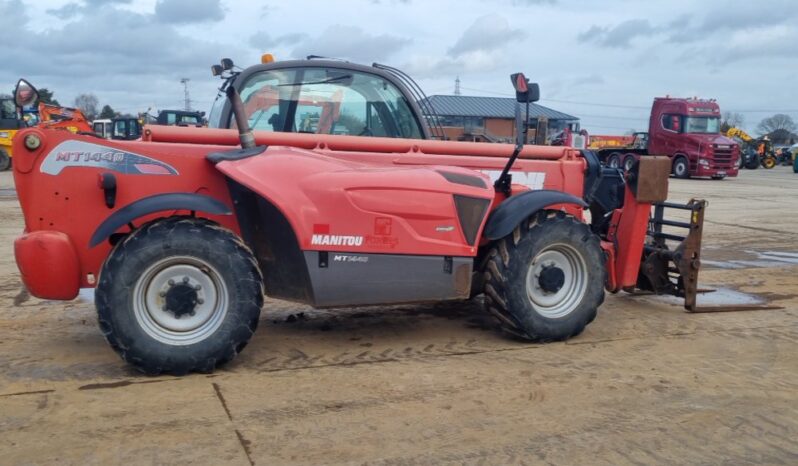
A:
423 95 578 121
420 95 579 143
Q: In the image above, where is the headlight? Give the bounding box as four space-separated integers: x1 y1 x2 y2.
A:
698 158 710 166
0 131 8 139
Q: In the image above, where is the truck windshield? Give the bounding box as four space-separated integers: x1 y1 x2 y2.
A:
684 116 720 134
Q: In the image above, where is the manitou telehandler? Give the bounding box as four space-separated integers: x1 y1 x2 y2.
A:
11 57 706 374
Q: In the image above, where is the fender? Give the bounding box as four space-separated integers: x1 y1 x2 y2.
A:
483 189 587 240
89 193 231 247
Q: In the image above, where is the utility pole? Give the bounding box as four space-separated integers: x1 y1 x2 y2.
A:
180 78 191 111
454 76 461 96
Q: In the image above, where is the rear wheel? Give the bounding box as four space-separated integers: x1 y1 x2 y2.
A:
606 153 621 168
482 211 605 342
0 148 10 171
672 156 690 179
96 217 264 375
623 155 636 172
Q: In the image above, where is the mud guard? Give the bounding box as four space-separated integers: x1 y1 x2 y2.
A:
88 193 231 247
482 189 587 240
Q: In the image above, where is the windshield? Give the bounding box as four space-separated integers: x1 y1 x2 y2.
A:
0 99 16 119
225 67 423 139
684 116 720 134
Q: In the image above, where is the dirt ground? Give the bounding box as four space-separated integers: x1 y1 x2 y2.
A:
1 167 796 465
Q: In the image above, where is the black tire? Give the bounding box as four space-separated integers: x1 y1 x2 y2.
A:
711 175 726 180
606 153 621 168
96 216 264 375
745 155 760 170
623 155 636 172
762 156 776 169
672 156 690 179
482 211 605 342
0 148 10 171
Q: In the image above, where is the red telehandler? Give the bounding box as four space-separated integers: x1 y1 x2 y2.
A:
11 58 706 374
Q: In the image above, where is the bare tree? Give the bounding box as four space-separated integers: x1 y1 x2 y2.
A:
720 111 744 132
73 93 99 120
757 113 796 135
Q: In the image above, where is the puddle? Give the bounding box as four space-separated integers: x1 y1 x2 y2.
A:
0 188 16 200
643 287 766 307
78 288 95 303
703 250 798 269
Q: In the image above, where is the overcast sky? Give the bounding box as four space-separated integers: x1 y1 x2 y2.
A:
3 0 796 133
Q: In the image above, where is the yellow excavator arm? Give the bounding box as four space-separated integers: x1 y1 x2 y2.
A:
725 127 753 142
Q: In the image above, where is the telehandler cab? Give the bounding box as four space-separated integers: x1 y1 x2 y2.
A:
12 57 706 374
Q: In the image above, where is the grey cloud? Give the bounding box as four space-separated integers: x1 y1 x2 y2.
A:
2 1 243 113
291 25 411 62
249 32 307 50
155 0 225 24
448 15 525 57
46 0 131 19
578 19 655 48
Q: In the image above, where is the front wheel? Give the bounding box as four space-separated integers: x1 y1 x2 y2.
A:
762 156 777 169
96 217 264 375
672 156 690 179
482 211 605 342
745 154 760 169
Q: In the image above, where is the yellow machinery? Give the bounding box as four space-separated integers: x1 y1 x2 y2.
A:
0 97 23 171
725 127 777 169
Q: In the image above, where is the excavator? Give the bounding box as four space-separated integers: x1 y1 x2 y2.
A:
725 127 777 169
37 103 93 134
0 96 24 170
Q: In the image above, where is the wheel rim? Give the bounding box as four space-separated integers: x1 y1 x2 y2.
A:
132 256 228 345
608 156 619 168
623 157 634 171
675 160 687 176
525 244 589 318
764 157 775 168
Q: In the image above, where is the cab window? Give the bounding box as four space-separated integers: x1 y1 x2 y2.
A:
661 114 682 132
234 67 424 139
113 120 127 138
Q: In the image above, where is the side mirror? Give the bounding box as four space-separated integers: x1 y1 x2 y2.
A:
211 64 223 76
221 58 234 70
14 79 39 108
510 73 540 103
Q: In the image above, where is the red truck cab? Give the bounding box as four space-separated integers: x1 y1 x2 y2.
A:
648 97 738 179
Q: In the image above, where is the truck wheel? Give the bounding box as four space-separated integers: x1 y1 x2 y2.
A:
482 211 605 342
623 155 636 172
607 153 621 168
0 148 10 171
96 217 264 375
672 156 690 179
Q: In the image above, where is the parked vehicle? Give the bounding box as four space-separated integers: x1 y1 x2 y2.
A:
589 98 739 179
10 59 706 374
0 96 24 170
92 119 112 139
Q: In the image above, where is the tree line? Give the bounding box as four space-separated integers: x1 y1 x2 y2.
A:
721 111 797 145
